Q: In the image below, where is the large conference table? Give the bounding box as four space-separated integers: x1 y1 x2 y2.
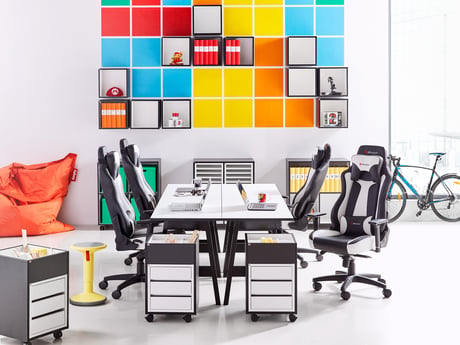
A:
148 183 293 305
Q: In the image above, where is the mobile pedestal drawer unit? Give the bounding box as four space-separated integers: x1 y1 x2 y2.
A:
145 233 199 323
245 233 297 322
0 245 69 345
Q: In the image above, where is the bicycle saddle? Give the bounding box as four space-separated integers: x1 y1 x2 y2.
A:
429 152 446 157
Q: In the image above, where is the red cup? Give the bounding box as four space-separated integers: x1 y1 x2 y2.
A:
258 193 266 203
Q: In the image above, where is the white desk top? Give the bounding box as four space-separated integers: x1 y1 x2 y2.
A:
150 183 293 221
221 183 293 220
151 184 222 220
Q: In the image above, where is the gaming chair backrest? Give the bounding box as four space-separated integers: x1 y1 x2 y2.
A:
98 146 137 251
291 144 331 220
330 145 391 245
120 138 157 220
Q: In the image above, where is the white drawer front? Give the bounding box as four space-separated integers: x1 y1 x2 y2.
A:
250 281 293 296
150 281 193 296
250 265 294 281
149 265 193 281
30 276 66 301
29 310 66 338
30 294 66 318
148 296 193 312
249 296 294 312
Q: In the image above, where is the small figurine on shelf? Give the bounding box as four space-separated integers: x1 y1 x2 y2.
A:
168 112 180 127
106 86 124 97
170 51 184 65
324 76 342 96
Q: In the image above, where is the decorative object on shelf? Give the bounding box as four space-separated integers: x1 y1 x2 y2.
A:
170 51 184 65
323 111 342 127
106 86 124 97
318 67 348 97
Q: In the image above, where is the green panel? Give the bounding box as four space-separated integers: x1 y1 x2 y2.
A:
143 165 157 192
131 198 141 221
101 0 130 5
315 0 344 5
100 198 112 224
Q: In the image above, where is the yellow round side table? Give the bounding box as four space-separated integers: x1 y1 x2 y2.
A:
70 242 107 306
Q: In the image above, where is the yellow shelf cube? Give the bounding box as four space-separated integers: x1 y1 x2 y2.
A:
193 99 223 128
193 69 222 97
255 7 283 36
224 68 253 97
224 99 253 127
224 7 253 36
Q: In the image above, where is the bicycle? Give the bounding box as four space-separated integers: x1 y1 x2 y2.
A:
387 152 460 222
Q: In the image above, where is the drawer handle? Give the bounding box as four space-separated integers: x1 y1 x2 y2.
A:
31 308 65 320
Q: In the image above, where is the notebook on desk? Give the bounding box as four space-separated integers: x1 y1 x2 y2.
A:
236 181 277 211
169 181 210 211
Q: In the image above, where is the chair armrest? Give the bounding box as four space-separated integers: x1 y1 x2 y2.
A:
369 218 388 252
306 212 327 230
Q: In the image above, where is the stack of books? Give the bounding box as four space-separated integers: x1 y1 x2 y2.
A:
101 102 127 128
225 39 241 65
194 39 219 65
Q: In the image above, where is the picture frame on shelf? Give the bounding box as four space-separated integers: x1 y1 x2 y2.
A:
287 68 317 97
131 100 161 129
287 36 317 66
318 67 348 97
162 37 192 67
98 68 129 98
193 5 222 36
161 99 191 129
316 98 348 128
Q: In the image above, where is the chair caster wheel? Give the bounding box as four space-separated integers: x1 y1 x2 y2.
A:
251 313 260 322
124 257 133 266
289 314 297 322
300 260 308 268
99 280 108 289
316 253 323 262
112 290 121 299
100 226 105 230
313 282 322 291
145 313 154 322
383 288 392 298
53 330 63 339
341 290 351 300
183 314 192 323
23 342 31 345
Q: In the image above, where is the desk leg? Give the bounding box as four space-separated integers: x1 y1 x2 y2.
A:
209 221 221 277
223 221 233 276
223 221 238 305
205 222 221 305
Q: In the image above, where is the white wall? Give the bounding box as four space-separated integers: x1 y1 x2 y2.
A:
0 0 389 226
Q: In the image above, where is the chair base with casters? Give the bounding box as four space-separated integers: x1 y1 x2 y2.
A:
312 255 392 300
99 250 145 299
288 214 324 268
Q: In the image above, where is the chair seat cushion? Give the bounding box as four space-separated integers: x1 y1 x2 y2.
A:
309 230 375 255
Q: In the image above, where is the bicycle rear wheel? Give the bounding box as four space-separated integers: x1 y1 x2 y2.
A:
430 174 460 222
387 179 407 222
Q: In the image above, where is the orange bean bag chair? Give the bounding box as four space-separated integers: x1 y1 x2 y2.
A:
0 153 77 237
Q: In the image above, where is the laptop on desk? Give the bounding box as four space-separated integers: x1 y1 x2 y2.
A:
236 181 277 211
169 181 210 211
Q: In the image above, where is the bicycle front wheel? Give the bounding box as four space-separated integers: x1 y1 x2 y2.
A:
430 174 460 222
387 179 407 223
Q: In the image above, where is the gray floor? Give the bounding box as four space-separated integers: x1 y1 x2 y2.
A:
0 220 457 345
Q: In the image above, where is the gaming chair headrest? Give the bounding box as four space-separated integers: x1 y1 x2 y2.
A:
105 151 121 179
357 145 387 161
120 138 140 167
312 144 331 169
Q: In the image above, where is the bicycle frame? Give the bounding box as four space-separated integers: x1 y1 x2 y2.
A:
389 156 454 205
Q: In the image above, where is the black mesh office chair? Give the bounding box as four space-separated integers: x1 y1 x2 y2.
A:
97 146 147 299
309 145 392 300
287 144 331 268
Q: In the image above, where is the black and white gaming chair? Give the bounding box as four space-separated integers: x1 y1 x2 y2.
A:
309 145 392 300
